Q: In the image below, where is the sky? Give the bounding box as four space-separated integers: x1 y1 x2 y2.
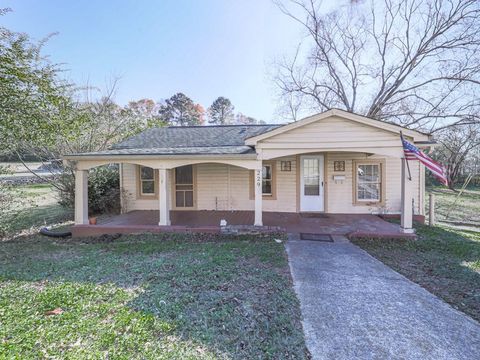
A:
2 0 308 123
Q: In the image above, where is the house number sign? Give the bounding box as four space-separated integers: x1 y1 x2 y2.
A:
256 169 262 188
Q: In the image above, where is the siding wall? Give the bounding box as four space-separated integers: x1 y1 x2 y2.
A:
262 116 400 145
122 163 159 211
326 153 421 215
194 157 297 212
121 154 423 215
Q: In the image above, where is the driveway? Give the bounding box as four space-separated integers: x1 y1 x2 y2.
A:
286 236 480 360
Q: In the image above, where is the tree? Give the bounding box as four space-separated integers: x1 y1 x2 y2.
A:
274 0 480 132
233 113 265 125
13 79 149 212
433 124 480 189
0 166 19 236
208 97 235 124
0 8 71 151
125 98 164 128
158 93 205 126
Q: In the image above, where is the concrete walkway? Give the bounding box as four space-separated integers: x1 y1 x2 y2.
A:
286 236 480 360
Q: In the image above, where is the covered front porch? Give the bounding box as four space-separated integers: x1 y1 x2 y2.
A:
68 150 419 239
71 210 416 239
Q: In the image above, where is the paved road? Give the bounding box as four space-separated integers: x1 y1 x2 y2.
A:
286 236 480 360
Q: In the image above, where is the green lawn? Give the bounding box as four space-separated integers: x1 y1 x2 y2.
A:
352 224 480 322
0 233 308 359
427 186 480 226
1 183 73 237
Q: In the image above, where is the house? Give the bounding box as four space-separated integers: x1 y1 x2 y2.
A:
64 109 433 237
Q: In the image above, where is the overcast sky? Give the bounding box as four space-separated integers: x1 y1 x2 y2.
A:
2 0 316 123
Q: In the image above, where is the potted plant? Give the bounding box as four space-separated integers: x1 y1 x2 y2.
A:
89 215 97 225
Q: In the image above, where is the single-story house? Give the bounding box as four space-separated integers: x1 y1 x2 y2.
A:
64 109 433 237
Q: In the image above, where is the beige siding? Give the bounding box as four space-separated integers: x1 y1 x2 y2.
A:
264 157 297 212
196 163 232 210
194 157 297 212
326 153 421 215
121 154 422 215
262 116 401 147
122 163 158 211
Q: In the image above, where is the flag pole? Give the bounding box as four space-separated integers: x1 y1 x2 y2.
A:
400 131 412 181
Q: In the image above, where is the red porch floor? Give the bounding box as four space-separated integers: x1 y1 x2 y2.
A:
72 210 416 239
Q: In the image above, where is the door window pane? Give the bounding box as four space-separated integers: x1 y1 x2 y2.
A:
303 159 320 196
176 165 193 184
185 191 194 207
175 165 194 207
176 191 184 207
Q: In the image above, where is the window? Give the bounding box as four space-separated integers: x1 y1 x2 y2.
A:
262 164 273 195
175 165 194 207
249 161 276 200
356 163 382 202
139 166 155 195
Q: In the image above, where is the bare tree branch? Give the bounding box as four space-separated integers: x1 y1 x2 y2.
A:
274 0 480 132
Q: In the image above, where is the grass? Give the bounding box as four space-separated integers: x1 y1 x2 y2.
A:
1 184 73 237
0 232 308 359
352 224 480 322
427 186 480 226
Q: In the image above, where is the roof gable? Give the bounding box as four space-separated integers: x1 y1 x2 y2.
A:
245 109 431 145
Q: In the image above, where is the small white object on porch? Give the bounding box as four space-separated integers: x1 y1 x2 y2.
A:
74 169 89 225
158 168 171 226
400 158 414 233
254 168 263 226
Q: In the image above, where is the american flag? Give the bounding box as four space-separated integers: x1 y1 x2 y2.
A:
401 136 448 186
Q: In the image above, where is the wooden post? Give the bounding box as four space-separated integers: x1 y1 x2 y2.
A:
74 169 89 225
428 193 435 226
254 167 263 226
158 168 171 226
401 158 414 233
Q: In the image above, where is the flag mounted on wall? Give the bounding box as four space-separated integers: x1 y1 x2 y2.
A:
401 134 448 186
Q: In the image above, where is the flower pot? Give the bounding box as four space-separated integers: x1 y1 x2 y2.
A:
89 217 97 225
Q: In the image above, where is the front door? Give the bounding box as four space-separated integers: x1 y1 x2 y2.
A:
300 155 324 212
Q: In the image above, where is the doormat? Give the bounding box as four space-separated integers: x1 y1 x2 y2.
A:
300 233 333 242
300 213 329 218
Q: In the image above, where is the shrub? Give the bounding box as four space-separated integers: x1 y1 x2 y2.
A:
59 165 121 215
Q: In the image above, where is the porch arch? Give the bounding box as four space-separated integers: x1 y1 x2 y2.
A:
68 157 261 171
71 158 263 227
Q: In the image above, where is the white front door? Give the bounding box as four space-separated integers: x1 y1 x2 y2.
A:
300 155 324 212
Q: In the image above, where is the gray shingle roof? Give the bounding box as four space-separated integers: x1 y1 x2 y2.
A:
112 124 280 150
66 124 280 157
68 146 257 157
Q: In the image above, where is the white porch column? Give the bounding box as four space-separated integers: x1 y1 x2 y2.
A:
74 169 88 225
400 158 414 233
254 167 263 226
158 168 171 226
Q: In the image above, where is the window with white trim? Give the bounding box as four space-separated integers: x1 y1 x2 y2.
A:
356 163 381 201
140 166 155 195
